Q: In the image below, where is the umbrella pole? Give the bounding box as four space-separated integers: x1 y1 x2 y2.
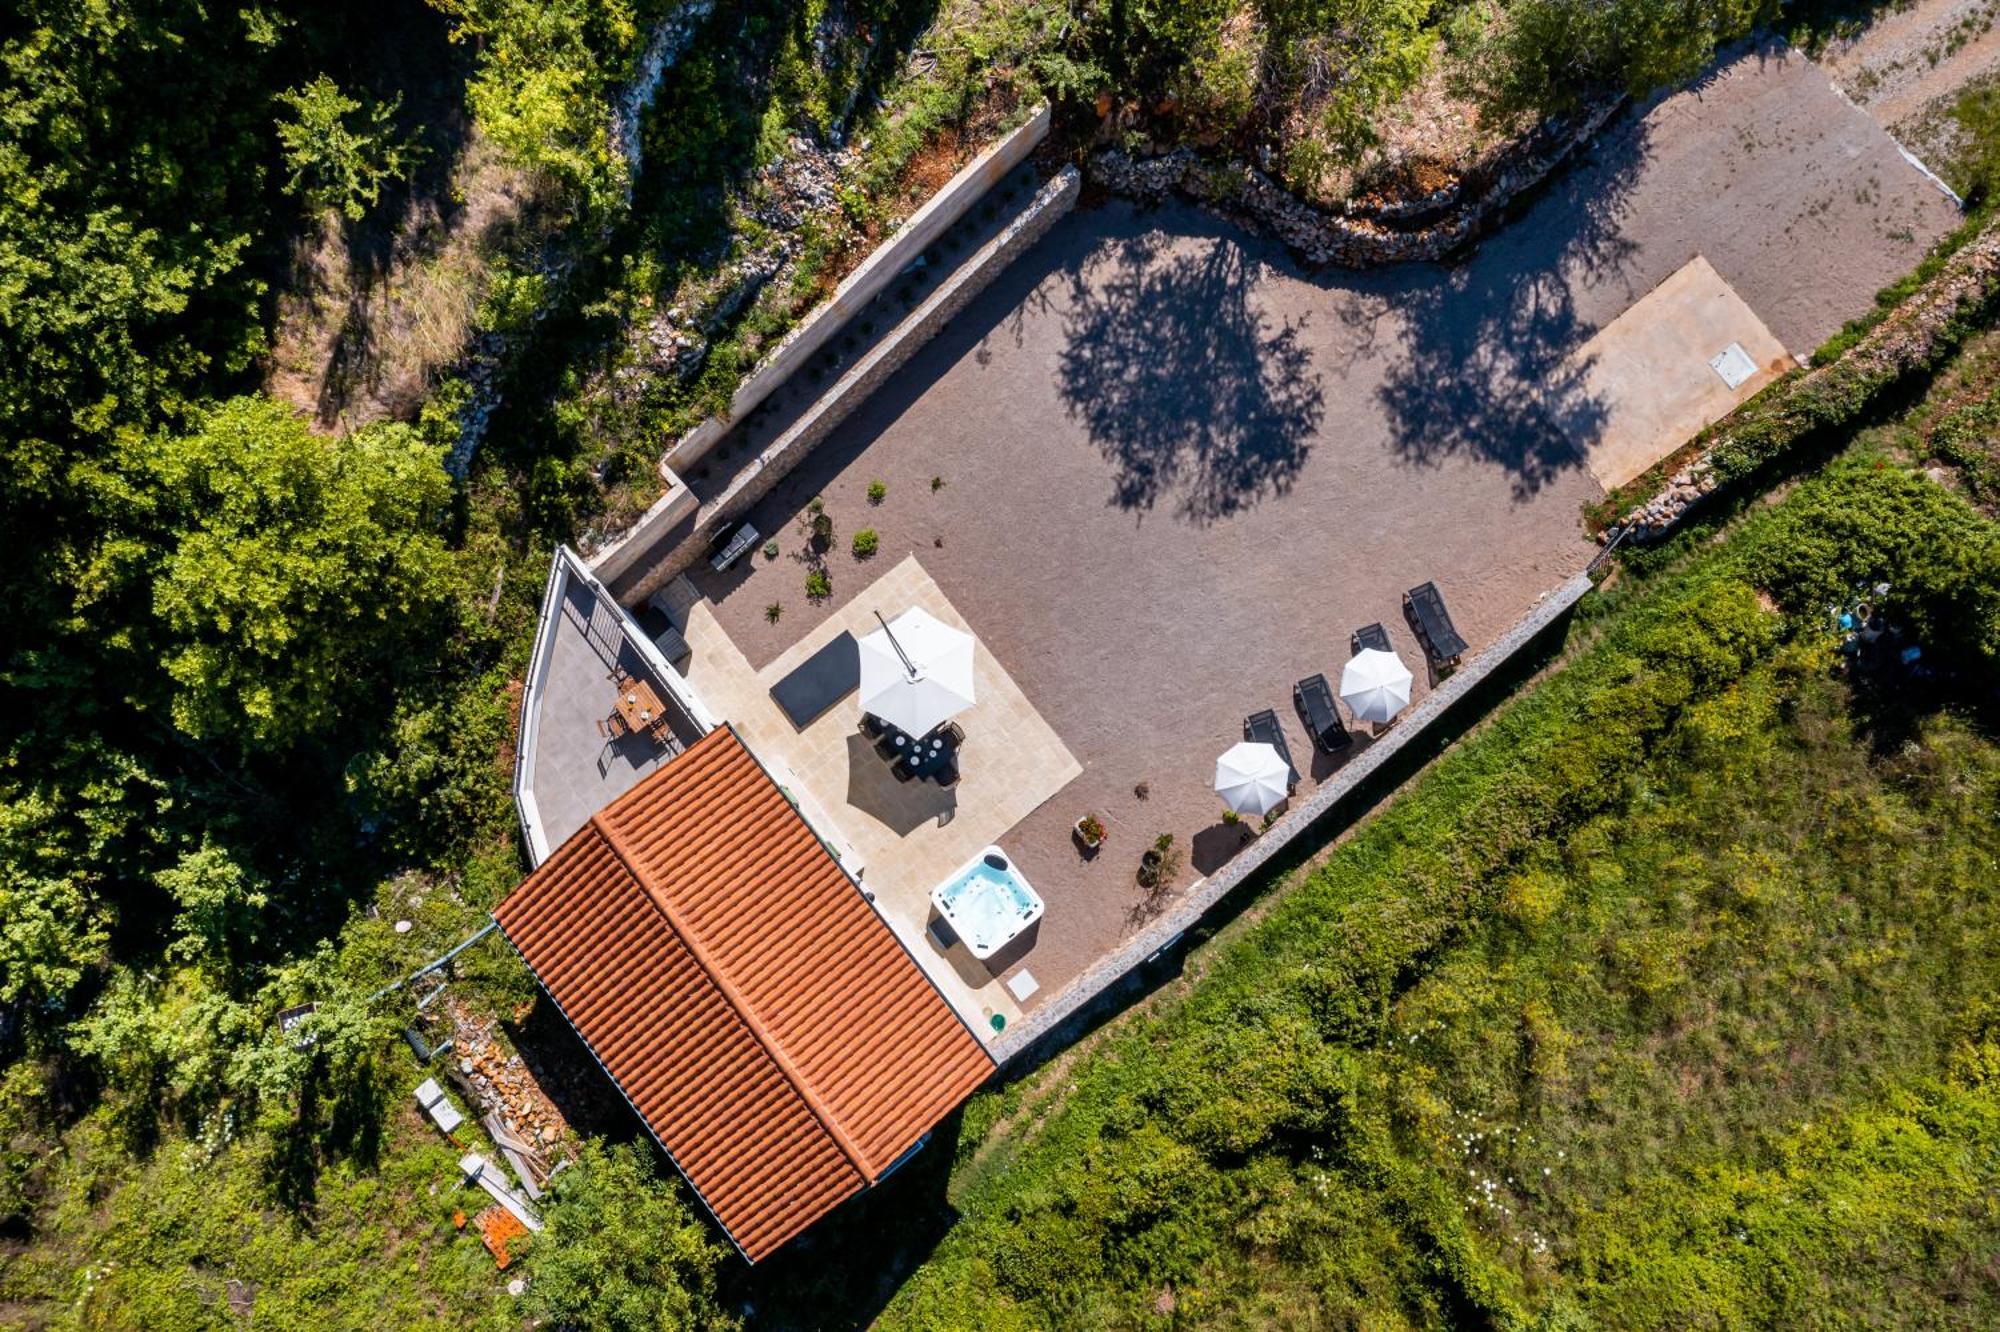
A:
873 610 921 681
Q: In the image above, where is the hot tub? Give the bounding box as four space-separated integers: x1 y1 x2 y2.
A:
930 846 1043 960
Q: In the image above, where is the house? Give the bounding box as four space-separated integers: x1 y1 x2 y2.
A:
493 724 995 1261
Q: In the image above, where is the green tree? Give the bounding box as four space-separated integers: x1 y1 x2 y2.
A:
524 1140 734 1332
157 840 269 974
0 792 111 1008
83 395 454 749
274 75 416 221
1469 0 1775 118
429 0 643 215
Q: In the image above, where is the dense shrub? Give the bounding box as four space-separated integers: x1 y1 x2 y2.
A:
1471 0 1774 118
524 1140 736 1331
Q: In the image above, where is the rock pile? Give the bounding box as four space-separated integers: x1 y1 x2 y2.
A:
444 998 573 1154
1613 463 1720 541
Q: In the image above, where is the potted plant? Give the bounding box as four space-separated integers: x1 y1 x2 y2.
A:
1073 813 1105 851
1138 833 1176 888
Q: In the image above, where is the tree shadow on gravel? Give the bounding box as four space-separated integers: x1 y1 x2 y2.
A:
1363 116 1652 499
1057 232 1325 523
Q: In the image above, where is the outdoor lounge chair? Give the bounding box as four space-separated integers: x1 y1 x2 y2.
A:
1243 709 1301 789
1403 582 1469 667
1352 622 1391 655
769 631 860 729
1293 674 1352 753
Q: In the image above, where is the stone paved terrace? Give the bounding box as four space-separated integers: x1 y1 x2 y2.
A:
656 46 1959 1012
527 574 708 851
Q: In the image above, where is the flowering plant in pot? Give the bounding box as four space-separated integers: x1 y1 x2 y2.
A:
1073 813 1105 850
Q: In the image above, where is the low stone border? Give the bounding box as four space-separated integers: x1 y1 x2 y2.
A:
1088 96 1622 268
988 571 1595 1067
606 165 1084 605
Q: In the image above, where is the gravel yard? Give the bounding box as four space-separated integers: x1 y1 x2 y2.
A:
682 43 1960 1001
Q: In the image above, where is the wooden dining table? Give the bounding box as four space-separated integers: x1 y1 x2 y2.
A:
613 676 668 738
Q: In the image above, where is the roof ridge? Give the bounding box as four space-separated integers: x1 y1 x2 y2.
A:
589 801 879 1181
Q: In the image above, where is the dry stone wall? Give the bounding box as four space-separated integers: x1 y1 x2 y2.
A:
1088 96 1623 268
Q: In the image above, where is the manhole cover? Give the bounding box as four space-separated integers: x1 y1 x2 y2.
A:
1708 342 1758 389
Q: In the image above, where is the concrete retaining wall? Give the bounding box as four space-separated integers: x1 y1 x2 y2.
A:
988 571 1597 1067
612 164 1081 606
589 463 700 588
665 104 1051 474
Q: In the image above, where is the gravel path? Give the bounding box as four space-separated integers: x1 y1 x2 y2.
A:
1821 0 2000 130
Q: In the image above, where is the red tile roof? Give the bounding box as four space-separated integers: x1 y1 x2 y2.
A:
494 726 994 1260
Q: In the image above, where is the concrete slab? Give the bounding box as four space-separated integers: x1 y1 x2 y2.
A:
676 555 1082 1040
528 580 704 849
1565 256 1794 491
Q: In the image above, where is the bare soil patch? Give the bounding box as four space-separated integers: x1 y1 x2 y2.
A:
265 132 555 431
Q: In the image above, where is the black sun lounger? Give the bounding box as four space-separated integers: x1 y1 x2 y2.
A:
1243 709 1301 789
1293 674 1352 753
1403 581 1469 666
769 631 859 728
1351 622 1391 655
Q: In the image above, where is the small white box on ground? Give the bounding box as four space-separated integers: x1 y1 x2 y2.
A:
1708 342 1759 390
1005 969 1040 1002
415 1078 464 1135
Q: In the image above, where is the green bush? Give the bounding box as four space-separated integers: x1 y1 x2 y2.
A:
805 568 832 602
524 1140 735 1332
851 527 879 559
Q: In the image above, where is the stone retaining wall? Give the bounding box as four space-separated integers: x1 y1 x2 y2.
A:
988 571 1596 1068
610 165 1082 606
1088 95 1622 268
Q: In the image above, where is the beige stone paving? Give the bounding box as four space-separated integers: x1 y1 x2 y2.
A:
677 555 1082 1041
1565 255 1795 491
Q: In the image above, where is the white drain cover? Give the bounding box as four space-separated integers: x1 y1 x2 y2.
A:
1709 341 1759 389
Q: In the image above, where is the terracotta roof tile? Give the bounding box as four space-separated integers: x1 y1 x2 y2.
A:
494 726 994 1260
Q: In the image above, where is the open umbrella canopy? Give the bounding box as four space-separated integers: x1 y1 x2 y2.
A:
1340 648 1413 723
858 607 977 736
1214 741 1290 817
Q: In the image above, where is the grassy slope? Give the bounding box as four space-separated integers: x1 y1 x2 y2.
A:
878 453 2000 1329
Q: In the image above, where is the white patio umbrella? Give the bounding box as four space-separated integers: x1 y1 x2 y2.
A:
1340 648 1414 724
858 607 977 736
1214 741 1290 817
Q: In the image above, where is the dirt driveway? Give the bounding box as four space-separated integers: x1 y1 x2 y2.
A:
686 42 1960 1000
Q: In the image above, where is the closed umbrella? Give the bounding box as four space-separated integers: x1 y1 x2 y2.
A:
1214 741 1290 817
858 607 977 736
1340 648 1413 724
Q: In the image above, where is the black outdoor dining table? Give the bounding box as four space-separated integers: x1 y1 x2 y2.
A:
885 726 958 780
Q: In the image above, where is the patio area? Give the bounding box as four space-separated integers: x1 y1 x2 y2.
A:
522 564 710 853
670 555 1081 1035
